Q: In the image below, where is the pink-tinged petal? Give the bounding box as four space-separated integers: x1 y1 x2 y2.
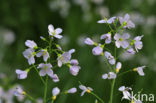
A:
102 74 108 79
121 41 129 49
48 24 54 33
84 38 94 45
122 33 130 39
39 69 46 76
115 41 121 48
58 60 62 67
97 20 106 23
124 14 130 21
118 86 125 92
54 34 63 39
55 28 62 35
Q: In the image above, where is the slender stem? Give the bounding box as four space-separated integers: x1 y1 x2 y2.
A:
118 70 133 77
43 76 48 103
51 99 54 103
90 92 105 103
25 93 36 102
103 56 113 71
33 65 45 85
109 79 116 103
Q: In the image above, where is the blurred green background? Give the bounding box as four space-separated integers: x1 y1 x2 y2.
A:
0 0 156 103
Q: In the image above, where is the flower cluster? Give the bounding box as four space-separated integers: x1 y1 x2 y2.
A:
83 14 146 103
14 13 146 103
14 24 80 103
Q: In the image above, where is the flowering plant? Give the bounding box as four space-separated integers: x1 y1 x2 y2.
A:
14 14 145 103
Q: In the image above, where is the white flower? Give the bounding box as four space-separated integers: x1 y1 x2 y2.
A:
104 51 115 65
84 37 95 45
100 32 111 44
127 48 136 54
134 35 143 52
52 87 60 96
57 49 75 67
69 66 81 76
114 33 130 49
119 14 135 29
25 40 37 49
50 74 59 82
48 24 63 39
67 88 77 94
23 48 35 65
14 87 25 97
92 45 103 55
102 72 116 79
70 59 79 65
115 62 122 73
36 49 50 62
37 63 53 77
79 85 93 96
16 69 28 79
133 66 146 76
119 86 132 100
98 17 116 24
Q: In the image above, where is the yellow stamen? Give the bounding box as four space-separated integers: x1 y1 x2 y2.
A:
86 89 91 93
131 100 135 103
52 96 56 100
116 68 120 73
133 68 137 72
22 91 26 95
101 52 104 56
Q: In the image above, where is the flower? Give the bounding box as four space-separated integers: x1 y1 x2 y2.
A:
119 14 135 29
133 66 146 76
36 49 50 62
69 59 81 76
102 72 116 79
69 66 81 76
48 24 63 39
92 45 103 55
52 87 60 100
115 62 122 73
100 32 111 44
16 69 29 79
104 51 115 65
119 86 132 100
57 49 75 67
67 88 77 94
25 40 37 49
37 63 53 77
114 33 130 49
97 17 116 24
84 37 95 45
70 59 79 65
23 48 36 65
79 85 93 96
127 48 136 54
14 87 25 97
134 35 143 52
50 74 59 82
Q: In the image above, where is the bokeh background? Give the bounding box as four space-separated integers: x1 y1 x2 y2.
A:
0 0 156 103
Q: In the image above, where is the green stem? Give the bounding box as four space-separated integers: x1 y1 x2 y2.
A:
109 79 116 103
90 92 105 103
51 99 54 103
118 70 133 77
25 93 36 103
33 65 45 85
103 56 113 71
43 76 48 103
